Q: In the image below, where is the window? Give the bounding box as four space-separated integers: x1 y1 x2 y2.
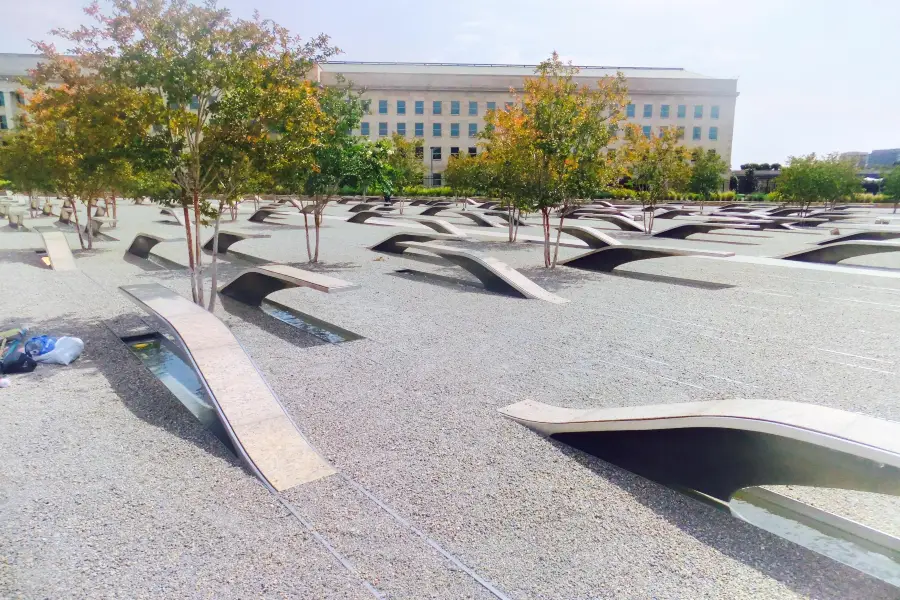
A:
433 123 442 137
450 100 460 115
431 146 441 160
660 104 670 118
378 122 388 136
415 122 424 137
433 100 442 115
450 123 459 137
468 101 478 116
694 105 703 119
0 93 5 107
486 101 496 112
415 100 424 115
711 105 720 119
397 122 407 136
432 173 442 187
0 116 7 130
626 103 635 118
692 126 701 140
450 147 460 158
642 125 651 139
709 126 718 141
397 100 406 115
415 146 424 159
189 95 199 110
504 101 514 111
378 100 388 115
468 147 477 157
360 122 370 136
677 104 686 119
643 104 652 118
468 123 477 137
677 126 685 140
362 100 371 114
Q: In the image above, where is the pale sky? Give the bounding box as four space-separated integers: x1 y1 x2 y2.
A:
3 0 898 167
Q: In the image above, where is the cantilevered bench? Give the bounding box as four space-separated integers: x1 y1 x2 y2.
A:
570 213 645 232
557 225 622 249
202 230 272 254
83 217 117 238
248 207 292 223
120 283 336 491
347 203 378 213
126 232 182 259
651 222 758 239
218 263 358 306
452 210 503 228
393 241 569 304
160 207 184 225
815 230 900 246
485 210 528 226
559 235 733 271
419 205 452 216
346 210 394 224
498 399 900 502
398 216 466 236
40 230 77 271
8 211 25 229
779 240 900 265
370 231 465 253
654 208 699 219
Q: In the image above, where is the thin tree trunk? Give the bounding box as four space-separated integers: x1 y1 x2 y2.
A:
86 199 94 250
182 204 198 303
513 209 521 242
70 198 86 249
508 202 515 242
541 207 551 267
551 212 565 268
111 194 117 220
192 189 204 306
314 210 321 263
302 203 313 262
208 201 223 312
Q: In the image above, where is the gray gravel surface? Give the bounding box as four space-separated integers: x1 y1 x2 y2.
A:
2 200 900 598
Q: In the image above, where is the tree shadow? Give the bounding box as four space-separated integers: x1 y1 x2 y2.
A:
539 435 897 599
217 295 329 349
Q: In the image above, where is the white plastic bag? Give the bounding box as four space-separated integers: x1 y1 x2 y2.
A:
34 337 84 365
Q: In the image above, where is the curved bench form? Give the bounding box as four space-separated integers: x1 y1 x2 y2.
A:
560 243 733 272
120 284 335 492
816 230 900 246
370 231 464 254
409 200 428 206
160 207 184 225
557 225 621 249
346 210 399 225
779 240 900 265
248 207 291 223
419 206 451 216
477 201 500 210
717 203 749 211
83 217 117 237
202 230 272 254
399 216 466 236
452 210 504 228
125 232 183 259
395 241 569 304
40 230 77 271
499 399 900 502
654 208 699 219
348 203 378 214
219 263 358 307
571 214 645 232
652 222 758 239
484 210 528 226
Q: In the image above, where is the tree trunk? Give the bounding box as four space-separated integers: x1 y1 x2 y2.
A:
70 198 86 249
551 212 566 268
302 203 313 262
541 207 551 267
182 204 198 303
208 201 223 312
111 194 117 220
85 200 94 250
192 189 204 306
507 203 515 242
513 210 520 242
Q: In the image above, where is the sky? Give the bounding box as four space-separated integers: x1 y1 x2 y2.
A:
3 0 898 168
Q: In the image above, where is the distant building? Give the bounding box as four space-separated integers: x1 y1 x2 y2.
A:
867 148 900 168
839 151 869 168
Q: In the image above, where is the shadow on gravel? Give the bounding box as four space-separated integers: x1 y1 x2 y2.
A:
4 313 240 470
544 437 894 599
218 295 327 350
388 268 493 297
0 250 46 269
605 270 736 290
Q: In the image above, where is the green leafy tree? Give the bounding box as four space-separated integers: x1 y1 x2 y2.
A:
384 134 426 213
688 148 729 208
881 167 900 214
773 153 861 215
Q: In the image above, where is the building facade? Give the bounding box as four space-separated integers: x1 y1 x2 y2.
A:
313 62 739 186
0 54 38 132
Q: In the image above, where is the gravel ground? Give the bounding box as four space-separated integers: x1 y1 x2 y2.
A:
2 200 900 598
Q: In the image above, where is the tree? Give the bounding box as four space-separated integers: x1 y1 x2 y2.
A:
688 148 728 208
881 167 900 214
384 133 426 213
481 52 628 266
773 153 861 214
0 130 54 212
52 0 337 302
622 124 691 233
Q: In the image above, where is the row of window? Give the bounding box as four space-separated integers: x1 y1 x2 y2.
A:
0 115 7 130
627 103 720 120
414 146 479 161
0 91 25 108
638 125 719 141
360 122 480 138
368 99 514 116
